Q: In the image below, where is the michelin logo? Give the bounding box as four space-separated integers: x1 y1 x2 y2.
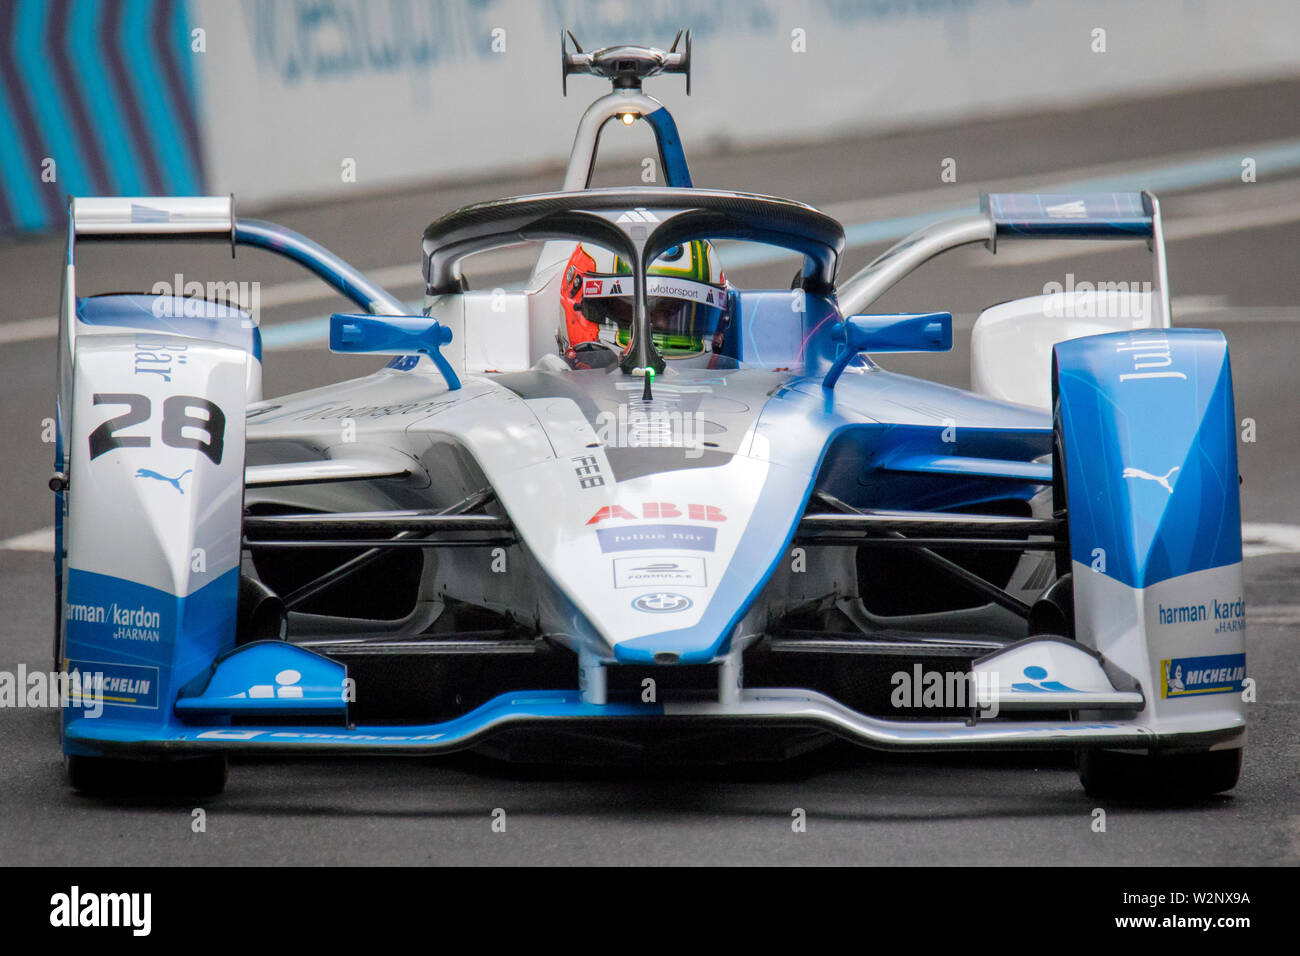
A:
1161 653 1246 699
67 661 159 709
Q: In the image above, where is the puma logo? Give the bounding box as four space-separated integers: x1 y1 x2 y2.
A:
1122 466 1179 494
134 468 192 494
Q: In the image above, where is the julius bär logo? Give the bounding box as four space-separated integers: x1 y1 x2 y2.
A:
1115 329 1187 383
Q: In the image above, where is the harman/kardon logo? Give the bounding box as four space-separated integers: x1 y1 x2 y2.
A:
50 886 151 936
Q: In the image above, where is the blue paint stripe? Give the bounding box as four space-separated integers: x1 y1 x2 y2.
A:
0 58 45 230
48 0 110 195
170 0 197 106
65 690 664 752
155 0 205 186
14 0 93 197
122 0 197 194
71 0 145 195
645 106 692 188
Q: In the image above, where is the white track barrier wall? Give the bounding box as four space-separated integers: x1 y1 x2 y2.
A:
195 0 1300 207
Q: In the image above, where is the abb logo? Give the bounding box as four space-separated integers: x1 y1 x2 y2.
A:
586 503 727 525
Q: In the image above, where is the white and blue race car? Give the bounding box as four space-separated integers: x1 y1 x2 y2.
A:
52 36 1246 798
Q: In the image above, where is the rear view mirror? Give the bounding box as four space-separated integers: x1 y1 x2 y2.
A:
823 312 952 388
330 313 461 390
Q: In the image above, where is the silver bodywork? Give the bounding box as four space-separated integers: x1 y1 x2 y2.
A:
55 44 1244 769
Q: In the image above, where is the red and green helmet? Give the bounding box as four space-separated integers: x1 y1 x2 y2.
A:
560 239 729 360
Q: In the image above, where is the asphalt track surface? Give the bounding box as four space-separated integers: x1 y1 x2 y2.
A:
1 79 1298 866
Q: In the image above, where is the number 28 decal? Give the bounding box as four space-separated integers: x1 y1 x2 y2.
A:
87 393 226 465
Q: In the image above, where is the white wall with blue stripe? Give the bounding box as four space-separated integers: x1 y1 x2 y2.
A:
3 0 1299 236
0 0 204 234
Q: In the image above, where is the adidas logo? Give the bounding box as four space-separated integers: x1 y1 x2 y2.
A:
615 207 660 223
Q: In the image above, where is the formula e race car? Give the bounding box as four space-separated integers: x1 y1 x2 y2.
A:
52 34 1246 799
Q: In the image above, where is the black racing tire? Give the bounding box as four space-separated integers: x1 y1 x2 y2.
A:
66 754 228 797
1078 747 1241 800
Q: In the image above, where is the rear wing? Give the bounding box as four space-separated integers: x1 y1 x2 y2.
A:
56 195 408 449
65 195 405 311
981 191 1157 240
836 190 1171 328
70 195 237 240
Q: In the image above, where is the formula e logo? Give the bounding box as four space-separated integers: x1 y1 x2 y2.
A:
587 503 726 525
134 467 191 493
1122 465 1179 493
614 555 706 588
631 592 693 613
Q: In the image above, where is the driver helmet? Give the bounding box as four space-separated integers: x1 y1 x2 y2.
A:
560 239 729 363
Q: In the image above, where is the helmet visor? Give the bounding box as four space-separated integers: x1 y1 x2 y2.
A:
578 274 727 359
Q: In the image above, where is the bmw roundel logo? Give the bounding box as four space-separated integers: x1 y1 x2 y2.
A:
631 592 694 613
